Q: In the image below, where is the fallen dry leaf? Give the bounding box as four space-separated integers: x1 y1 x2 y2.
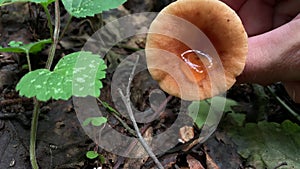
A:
179 126 194 143
187 155 205 169
206 153 220 169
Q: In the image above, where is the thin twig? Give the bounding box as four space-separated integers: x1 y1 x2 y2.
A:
117 55 163 169
45 0 60 69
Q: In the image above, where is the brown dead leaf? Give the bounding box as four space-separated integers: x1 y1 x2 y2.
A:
187 155 205 169
179 126 194 143
206 153 220 169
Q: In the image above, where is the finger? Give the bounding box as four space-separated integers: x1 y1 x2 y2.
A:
236 16 300 84
284 82 300 103
238 0 276 36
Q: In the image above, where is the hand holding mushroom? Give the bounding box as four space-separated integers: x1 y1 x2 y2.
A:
146 0 300 103
222 0 300 103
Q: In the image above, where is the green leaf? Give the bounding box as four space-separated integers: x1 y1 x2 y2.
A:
0 0 13 6
86 151 99 159
83 117 107 127
61 0 127 18
8 41 23 47
98 154 106 164
1 0 54 6
16 51 107 101
0 39 52 54
188 96 238 128
227 120 300 169
27 0 54 3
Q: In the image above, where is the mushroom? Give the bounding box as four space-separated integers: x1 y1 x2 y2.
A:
145 0 248 100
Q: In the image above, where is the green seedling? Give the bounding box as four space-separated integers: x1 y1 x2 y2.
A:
86 151 99 159
188 96 238 129
0 0 54 7
86 151 106 163
0 39 52 71
83 116 107 127
0 39 51 53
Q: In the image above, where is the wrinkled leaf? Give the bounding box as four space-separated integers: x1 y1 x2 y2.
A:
227 118 300 169
0 39 51 54
188 96 238 128
16 51 107 101
61 0 127 18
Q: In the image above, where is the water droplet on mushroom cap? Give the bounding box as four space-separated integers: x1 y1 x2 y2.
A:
145 0 248 100
180 49 213 82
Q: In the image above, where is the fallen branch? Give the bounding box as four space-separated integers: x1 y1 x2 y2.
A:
117 55 163 169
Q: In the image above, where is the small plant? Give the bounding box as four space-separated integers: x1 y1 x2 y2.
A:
0 0 127 168
86 150 106 164
86 151 100 159
83 116 108 127
188 96 238 129
0 39 52 71
83 115 107 166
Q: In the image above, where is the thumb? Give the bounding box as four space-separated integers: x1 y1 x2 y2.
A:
237 14 300 85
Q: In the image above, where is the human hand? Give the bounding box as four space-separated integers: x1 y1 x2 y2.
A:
221 0 300 103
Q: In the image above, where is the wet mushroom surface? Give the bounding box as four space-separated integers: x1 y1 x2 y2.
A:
146 0 248 100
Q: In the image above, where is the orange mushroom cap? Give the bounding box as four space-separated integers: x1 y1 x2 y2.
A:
145 0 248 100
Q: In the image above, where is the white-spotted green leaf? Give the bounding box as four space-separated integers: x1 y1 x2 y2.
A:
16 51 107 101
61 0 127 18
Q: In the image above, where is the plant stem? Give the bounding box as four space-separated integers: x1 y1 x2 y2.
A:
117 55 164 169
26 52 32 71
29 1 60 168
46 0 60 69
59 15 72 40
97 98 137 136
30 98 40 169
42 4 53 39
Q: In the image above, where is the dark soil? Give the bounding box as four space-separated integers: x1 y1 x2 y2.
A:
1 1 299 169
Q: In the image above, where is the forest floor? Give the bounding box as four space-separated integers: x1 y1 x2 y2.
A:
1 1 300 169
